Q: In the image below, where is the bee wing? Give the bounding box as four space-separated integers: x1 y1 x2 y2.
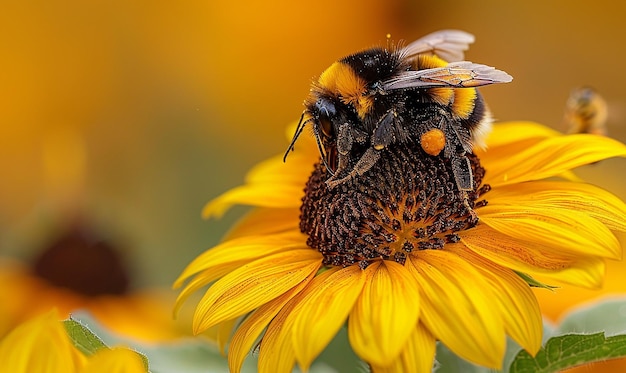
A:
382 61 513 91
400 30 475 62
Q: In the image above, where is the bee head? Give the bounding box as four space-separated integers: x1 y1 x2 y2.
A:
312 96 337 140
283 95 343 172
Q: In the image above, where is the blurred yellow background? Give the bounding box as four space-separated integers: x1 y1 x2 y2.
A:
1 0 625 320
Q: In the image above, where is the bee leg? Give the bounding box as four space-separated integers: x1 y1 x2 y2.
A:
326 147 380 189
461 191 479 224
451 156 474 192
372 109 399 150
326 123 378 189
452 155 478 223
325 123 354 179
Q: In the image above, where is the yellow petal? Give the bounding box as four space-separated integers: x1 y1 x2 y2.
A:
370 322 436 373
348 261 421 367
479 205 621 259
461 224 606 288
0 309 86 372
79 348 147 373
485 181 626 232
174 231 305 288
292 265 366 372
245 153 314 185
175 267 235 320
258 268 340 373
202 183 303 219
216 317 239 354
408 250 506 369
193 249 322 333
228 271 314 373
223 207 300 239
478 122 561 169
483 134 626 187
483 121 561 148
449 246 542 355
480 139 556 171
202 126 318 220
173 231 307 317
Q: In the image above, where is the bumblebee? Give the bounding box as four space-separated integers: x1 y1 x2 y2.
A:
284 30 512 191
563 86 608 136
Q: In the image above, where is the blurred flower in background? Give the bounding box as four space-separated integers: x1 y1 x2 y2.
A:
0 223 185 340
0 48 184 339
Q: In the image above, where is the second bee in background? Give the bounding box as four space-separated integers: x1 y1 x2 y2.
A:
563 86 608 136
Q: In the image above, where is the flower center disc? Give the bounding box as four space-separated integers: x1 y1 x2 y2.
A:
33 227 130 296
300 145 488 268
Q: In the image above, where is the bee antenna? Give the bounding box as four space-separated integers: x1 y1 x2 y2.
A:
311 121 335 176
283 112 308 162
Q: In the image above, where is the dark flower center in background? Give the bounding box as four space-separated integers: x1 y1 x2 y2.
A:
300 146 489 268
33 227 129 296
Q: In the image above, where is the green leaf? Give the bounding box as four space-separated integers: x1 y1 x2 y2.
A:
509 332 626 373
63 317 150 371
514 271 557 290
63 318 109 356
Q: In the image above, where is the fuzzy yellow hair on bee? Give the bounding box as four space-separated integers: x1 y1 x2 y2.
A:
285 30 512 191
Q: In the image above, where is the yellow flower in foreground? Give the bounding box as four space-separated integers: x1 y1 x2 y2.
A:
175 122 626 372
0 310 146 373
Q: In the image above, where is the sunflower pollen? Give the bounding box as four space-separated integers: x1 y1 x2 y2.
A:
300 145 487 268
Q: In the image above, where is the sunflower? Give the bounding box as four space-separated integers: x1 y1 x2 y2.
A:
0 225 185 341
0 309 147 373
174 121 626 372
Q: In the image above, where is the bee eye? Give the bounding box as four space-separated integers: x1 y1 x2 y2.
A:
319 117 333 138
314 98 337 138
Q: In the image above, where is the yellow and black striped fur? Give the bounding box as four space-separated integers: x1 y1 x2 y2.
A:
284 30 512 191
